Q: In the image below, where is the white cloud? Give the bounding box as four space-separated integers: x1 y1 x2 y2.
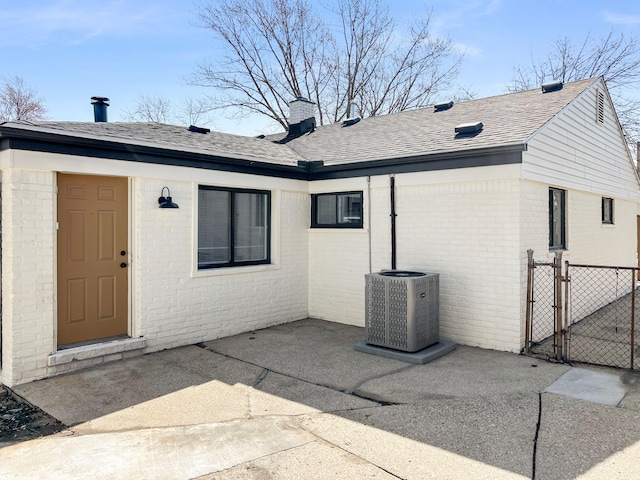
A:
604 11 640 25
432 0 503 35
0 0 172 46
482 0 503 16
453 42 482 57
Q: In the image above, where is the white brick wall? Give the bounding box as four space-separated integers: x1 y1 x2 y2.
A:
308 178 372 326
308 229 370 324
568 191 637 266
308 168 524 351
521 181 638 266
1 158 310 386
135 180 310 352
311 170 638 353
393 176 522 351
1 147 638 385
1 170 56 386
520 181 639 343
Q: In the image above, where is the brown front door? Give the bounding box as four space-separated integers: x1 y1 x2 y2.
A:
57 174 129 346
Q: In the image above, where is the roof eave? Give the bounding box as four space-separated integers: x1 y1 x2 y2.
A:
0 124 310 180
306 143 526 179
0 124 525 181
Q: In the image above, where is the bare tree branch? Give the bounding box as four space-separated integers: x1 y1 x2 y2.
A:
508 31 640 149
123 94 216 127
0 76 47 122
122 94 175 123
192 0 462 128
176 95 215 126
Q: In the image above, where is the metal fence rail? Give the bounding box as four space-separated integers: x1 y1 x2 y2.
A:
525 250 639 370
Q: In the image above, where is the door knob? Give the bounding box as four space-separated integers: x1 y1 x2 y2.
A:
120 263 127 268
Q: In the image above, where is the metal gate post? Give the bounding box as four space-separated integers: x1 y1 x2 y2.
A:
631 271 636 369
564 260 570 361
554 251 564 361
525 249 534 353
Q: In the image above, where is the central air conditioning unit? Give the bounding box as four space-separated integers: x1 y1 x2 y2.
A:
365 270 439 352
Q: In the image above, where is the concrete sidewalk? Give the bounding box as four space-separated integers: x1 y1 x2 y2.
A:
2 319 640 479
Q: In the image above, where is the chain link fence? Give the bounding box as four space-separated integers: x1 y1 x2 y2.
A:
567 265 638 369
526 250 639 370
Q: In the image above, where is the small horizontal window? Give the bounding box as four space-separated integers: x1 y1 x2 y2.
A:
602 197 614 224
311 191 363 228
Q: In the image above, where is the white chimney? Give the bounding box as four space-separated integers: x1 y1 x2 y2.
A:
288 97 315 125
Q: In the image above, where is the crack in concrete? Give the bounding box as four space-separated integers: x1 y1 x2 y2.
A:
344 364 415 395
199 346 401 407
531 392 543 480
252 369 269 388
347 391 400 406
300 423 406 480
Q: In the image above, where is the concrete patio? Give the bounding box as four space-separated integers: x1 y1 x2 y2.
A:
2 318 640 479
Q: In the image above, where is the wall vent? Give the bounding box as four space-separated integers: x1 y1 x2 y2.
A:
596 90 605 124
541 81 563 93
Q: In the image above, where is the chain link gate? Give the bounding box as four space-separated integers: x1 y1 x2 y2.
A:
525 251 566 361
566 264 638 369
525 249 639 370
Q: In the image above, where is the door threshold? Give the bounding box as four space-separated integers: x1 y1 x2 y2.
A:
58 335 130 351
48 337 146 367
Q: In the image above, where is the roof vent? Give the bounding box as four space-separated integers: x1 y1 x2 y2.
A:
91 96 110 122
454 121 483 135
541 81 563 93
342 117 361 127
434 101 454 112
343 101 361 127
188 125 210 134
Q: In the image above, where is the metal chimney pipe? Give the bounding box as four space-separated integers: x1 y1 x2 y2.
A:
91 96 110 122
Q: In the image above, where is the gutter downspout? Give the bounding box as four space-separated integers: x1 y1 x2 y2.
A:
367 176 372 273
390 175 397 270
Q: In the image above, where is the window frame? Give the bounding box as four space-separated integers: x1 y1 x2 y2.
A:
602 197 614 225
549 187 566 250
310 191 364 229
197 185 271 269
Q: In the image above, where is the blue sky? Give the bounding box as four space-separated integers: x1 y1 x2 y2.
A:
1 0 639 136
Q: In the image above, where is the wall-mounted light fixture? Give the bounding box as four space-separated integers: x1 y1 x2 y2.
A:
158 186 179 209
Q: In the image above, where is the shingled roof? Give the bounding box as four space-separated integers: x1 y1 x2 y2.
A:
1 120 303 166
271 77 600 166
0 77 600 173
